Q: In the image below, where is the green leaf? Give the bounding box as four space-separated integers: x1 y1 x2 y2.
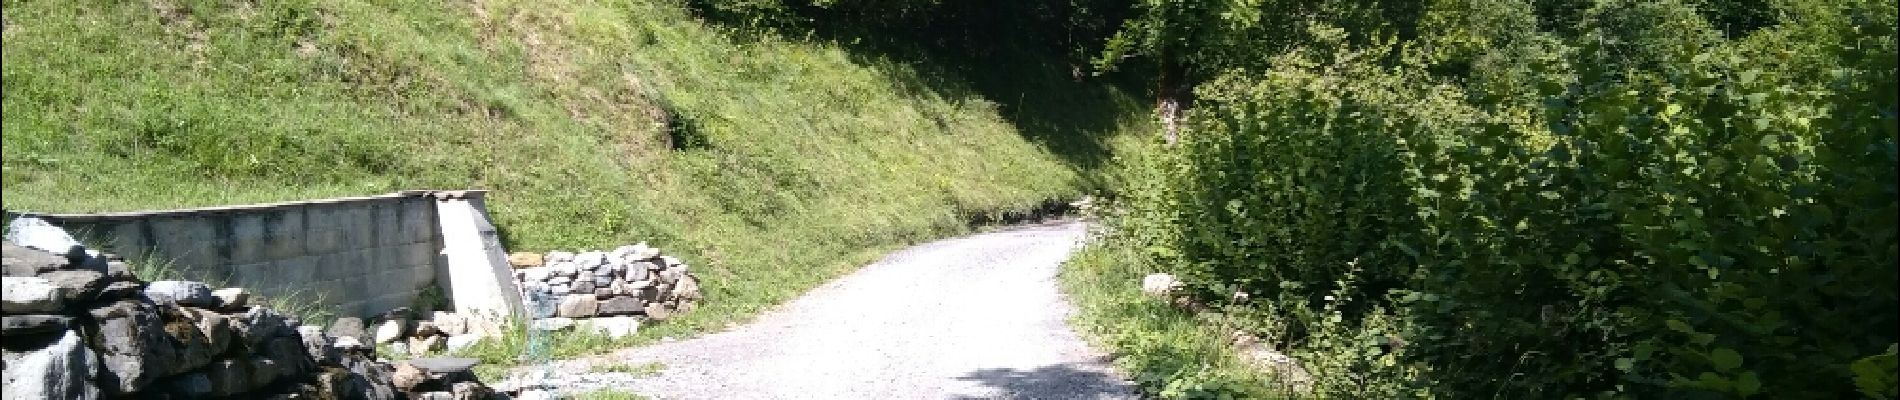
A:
1666 319 1695 334
1710 348 1743 372
1615 357 1635 372
1734 371 1761 396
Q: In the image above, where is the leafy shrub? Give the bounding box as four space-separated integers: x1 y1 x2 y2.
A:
1107 0 1898 397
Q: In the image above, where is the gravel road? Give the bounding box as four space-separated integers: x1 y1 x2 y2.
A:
556 219 1136 399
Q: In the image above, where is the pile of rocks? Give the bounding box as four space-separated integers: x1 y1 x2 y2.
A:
1 218 500 399
508 243 702 336
324 308 503 360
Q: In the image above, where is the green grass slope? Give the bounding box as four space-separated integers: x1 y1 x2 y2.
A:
3 0 1151 354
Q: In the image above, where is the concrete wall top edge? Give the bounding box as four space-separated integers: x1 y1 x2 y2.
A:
4 190 487 222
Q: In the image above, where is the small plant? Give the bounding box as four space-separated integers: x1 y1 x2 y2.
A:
591 361 666 377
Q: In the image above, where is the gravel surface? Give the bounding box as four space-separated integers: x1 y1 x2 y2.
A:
543 220 1136 399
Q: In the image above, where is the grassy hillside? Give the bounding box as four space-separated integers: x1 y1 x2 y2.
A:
2 0 1150 350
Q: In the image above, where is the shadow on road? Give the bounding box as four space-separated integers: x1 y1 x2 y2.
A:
951 362 1135 400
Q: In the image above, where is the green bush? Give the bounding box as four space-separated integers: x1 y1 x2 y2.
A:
1100 0 1898 397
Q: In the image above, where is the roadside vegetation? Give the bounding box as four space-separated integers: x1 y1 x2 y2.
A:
1064 0 1898 398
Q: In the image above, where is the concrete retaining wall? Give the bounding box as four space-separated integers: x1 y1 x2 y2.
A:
5 191 497 318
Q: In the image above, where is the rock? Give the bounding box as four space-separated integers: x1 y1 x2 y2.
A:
463 316 503 337
580 316 640 338
410 335 445 356
181 307 236 358
237 306 294 348
342 355 400 400
659 255 683 267
211 288 250 309
658 265 686 285
143 280 215 307
415 320 441 337
643 302 674 321
166 372 213 399
634 285 662 302
549 284 571 297
416 391 455 400
444 335 484 353
530 318 574 332
432 312 468 336
2 242 67 276
205 358 253 397
625 265 652 282
547 276 572 286
517 389 557 400
1240 344 1313 393
37 269 107 304
328 317 369 343
392 362 428 392
556 295 598 318
549 262 578 278
405 357 480 375
451 381 496 400
248 356 282 392
520 267 552 282
574 251 608 268
262 336 314 380
544 251 575 264
298 325 339 366
0 314 70 336
0 329 102 399
386 341 410 358
508 252 544 269
571 280 596 294
86 300 175 394
1141 273 1181 298
374 319 408 344
162 309 221 376
3 217 82 257
596 296 645 316
332 335 368 351
609 245 639 261
97 280 142 301
2 276 66 314
672 275 702 301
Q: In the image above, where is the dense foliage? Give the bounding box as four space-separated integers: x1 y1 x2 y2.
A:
1091 0 1898 397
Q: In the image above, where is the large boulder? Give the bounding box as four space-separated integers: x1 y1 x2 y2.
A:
143 280 216 307
2 242 67 276
86 300 176 395
160 307 221 376
204 358 253 397
2 276 66 314
0 329 102 400
180 307 236 358
38 269 108 305
298 325 340 366
0 314 71 337
262 336 315 380
3 217 82 257
236 306 294 349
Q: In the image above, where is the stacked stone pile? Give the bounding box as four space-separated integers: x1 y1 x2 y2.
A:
509 243 702 337
321 307 500 359
2 218 499 399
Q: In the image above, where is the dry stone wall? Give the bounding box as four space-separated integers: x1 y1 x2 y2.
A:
509 243 702 337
